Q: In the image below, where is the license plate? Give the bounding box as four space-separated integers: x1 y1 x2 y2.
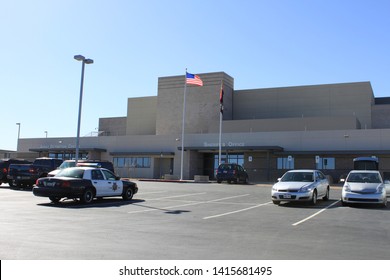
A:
283 194 292 199
44 182 56 187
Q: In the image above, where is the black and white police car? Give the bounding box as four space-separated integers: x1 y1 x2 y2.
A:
33 167 138 204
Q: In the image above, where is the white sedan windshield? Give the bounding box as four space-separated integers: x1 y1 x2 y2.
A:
347 173 381 183
281 172 313 182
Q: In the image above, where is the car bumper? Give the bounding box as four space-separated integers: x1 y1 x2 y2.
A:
272 190 313 202
342 191 386 204
33 186 84 199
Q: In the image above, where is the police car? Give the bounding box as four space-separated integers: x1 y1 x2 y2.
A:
33 167 138 204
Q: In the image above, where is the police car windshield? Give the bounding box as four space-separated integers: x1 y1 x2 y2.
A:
58 161 76 169
56 168 84 179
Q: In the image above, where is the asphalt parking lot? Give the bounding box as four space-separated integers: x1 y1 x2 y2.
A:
1 181 390 260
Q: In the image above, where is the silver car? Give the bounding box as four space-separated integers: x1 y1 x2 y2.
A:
271 169 330 205
341 170 387 207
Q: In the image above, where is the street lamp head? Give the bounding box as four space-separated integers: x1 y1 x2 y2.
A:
84 59 94 64
74 55 85 61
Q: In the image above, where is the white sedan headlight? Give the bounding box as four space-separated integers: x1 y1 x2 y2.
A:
376 185 384 194
300 184 313 192
344 184 351 192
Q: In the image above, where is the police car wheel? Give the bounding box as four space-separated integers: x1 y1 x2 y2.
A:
81 188 94 204
122 188 134 200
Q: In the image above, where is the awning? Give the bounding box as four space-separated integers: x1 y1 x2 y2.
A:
29 147 107 153
110 151 175 157
177 145 284 152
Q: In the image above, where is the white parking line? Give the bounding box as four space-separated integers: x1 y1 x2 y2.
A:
292 200 340 226
145 192 207 201
203 201 272 220
140 191 168 195
127 194 249 214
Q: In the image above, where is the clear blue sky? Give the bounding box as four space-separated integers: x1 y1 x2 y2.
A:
1 0 390 151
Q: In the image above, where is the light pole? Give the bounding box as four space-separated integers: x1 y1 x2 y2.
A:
74 55 93 164
44 131 48 138
16 123 21 150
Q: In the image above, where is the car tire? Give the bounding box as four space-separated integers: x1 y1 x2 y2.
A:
49 196 61 203
80 188 94 204
122 187 134 201
323 186 330 201
341 199 348 206
217 180 222 184
310 190 317 205
273 201 281 205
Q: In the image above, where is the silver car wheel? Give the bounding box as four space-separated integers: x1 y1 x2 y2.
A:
311 190 317 205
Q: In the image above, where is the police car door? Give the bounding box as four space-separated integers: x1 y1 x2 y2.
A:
101 169 123 196
90 169 110 197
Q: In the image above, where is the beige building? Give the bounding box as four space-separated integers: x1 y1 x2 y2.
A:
16 72 390 182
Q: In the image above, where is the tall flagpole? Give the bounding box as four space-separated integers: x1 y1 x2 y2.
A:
218 80 223 166
180 69 188 180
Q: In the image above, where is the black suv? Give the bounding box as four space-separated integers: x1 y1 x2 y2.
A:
0 158 31 185
216 163 249 184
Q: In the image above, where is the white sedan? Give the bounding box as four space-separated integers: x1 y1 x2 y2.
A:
271 169 330 205
341 170 387 207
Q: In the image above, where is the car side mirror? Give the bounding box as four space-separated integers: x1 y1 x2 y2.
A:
384 180 390 184
277 178 281 182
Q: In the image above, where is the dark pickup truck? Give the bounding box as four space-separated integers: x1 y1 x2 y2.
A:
7 157 63 188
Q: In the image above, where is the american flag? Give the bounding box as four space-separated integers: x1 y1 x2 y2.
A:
186 72 203 86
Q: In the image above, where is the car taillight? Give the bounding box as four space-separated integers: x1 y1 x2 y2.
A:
3 168 7 173
62 181 71 187
233 170 237 175
35 179 40 185
29 168 35 173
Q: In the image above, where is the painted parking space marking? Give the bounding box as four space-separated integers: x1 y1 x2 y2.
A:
203 201 272 220
145 192 207 201
292 200 340 226
140 191 168 195
127 193 249 214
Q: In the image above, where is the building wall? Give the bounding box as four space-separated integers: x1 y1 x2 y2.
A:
233 82 374 128
126 96 157 135
99 117 126 136
372 104 390 128
156 72 234 136
209 116 360 133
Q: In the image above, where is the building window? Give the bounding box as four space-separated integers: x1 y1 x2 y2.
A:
113 157 151 168
316 157 335 170
48 152 87 160
277 157 294 169
214 154 244 168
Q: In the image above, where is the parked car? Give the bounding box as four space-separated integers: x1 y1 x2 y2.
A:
271 169 330 205
216 163 248 184
33 167 138 204
341 170 388 207
48 159 114 176
7 157 63 188
0 158 32 185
